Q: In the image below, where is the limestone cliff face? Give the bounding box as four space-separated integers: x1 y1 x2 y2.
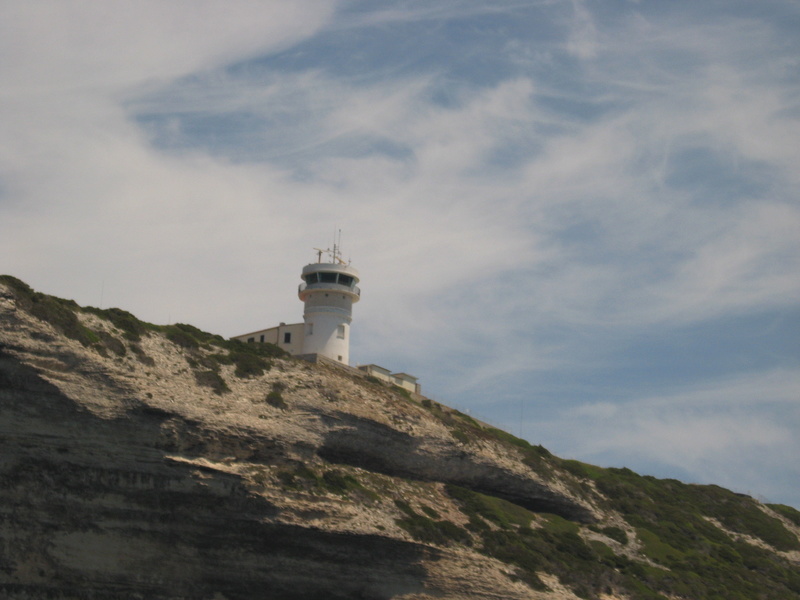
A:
0 280 596 599
2 278 799 600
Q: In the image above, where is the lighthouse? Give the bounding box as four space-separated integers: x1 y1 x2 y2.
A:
231 244 359 364
232 245 419 391
298 246 360 364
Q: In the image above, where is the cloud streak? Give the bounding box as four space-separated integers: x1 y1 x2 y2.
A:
1 1 798 506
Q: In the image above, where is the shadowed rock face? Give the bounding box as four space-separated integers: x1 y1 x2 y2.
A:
317 412 596 522
0 352 434 600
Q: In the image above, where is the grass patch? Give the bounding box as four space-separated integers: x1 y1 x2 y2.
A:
636 528 684 564
1 276 99 347
768 503 800 527
275 464 379 501
394 499 472 547
446 484 533 530
600 526 628 545
450 428 471 444
83 306 150 341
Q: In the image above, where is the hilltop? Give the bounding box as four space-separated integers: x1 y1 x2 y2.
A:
1 275 799 600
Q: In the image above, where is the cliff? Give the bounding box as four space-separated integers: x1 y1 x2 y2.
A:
1 275 799 600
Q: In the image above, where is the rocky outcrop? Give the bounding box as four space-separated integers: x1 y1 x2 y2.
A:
4 278 798 600
0 280 593 599
317 411 595 521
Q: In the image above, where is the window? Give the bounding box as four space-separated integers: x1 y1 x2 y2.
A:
283 332 291 344
305 273 319 284
338 274 353 286
307 323 313 335
247 337 255 343
259 334 265 343
337 325 345 339
320 272 337 283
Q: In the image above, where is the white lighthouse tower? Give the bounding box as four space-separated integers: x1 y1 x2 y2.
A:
298 245 360 364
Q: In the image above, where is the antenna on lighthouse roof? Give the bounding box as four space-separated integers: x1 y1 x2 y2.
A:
313 229 348 265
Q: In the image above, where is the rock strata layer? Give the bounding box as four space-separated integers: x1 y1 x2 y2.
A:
0 282 592 599
4 279 799 600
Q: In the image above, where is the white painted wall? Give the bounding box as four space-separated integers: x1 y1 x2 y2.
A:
231 322 304 355
301 311 351 364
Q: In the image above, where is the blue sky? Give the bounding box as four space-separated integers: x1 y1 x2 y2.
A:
2 1 799 508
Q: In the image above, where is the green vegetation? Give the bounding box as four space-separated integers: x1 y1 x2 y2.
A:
445 484 609 594
83 306 149 341
275 464 379 501
1 275 100 347
559 458 606 480
587 467 800 599
211 350 271 378
594 469 800 553
1 276 286 388
768 503 800 527
446 484 532 531
393 499 472 547
450 428 471 444
265 382 287 410
444 472 800 600
598 525 628 545
194 369 229 395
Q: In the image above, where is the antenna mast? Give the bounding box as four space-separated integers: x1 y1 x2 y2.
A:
313 229 348 264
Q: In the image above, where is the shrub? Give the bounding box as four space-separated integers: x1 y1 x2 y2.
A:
165 326 199 349
420 504 440 519
451 428 471 444
601 526 629 545
266 389 287 410
194 370 229 394
84 306 149 341
321 469 367 496
171 323 225 347
231 351 270 378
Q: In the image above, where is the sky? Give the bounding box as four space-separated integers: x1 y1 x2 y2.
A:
2 1 799 508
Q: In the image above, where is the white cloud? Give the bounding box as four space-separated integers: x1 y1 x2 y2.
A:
545 368 800 502
565 0 599 60
1 0 798 505
0 1 335 90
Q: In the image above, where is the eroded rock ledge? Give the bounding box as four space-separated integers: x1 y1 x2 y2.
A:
0 281 596 599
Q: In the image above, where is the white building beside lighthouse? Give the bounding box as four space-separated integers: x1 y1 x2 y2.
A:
232 246 360 365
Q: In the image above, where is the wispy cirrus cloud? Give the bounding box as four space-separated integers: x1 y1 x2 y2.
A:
545 368 800 499
1 1 798 505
